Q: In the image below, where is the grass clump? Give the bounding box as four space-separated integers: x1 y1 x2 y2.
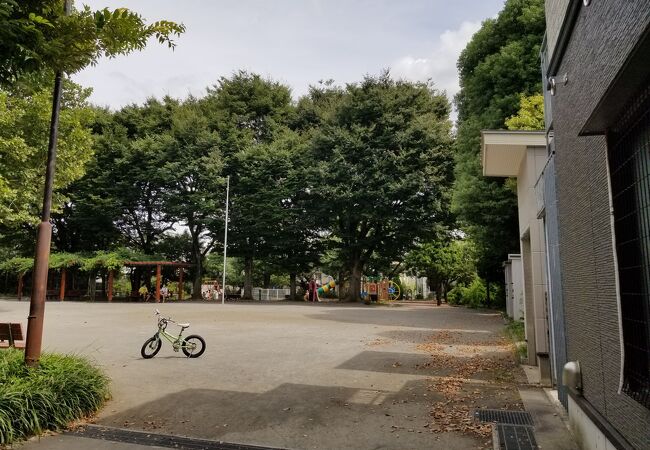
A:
0 348 110 445
503 317 527 361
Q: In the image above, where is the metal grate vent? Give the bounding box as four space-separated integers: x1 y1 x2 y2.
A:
474 409 534 426
608 79 650 410
497 424 538 450
72 424 286 450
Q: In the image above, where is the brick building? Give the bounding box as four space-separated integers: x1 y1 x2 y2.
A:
483 1 650 448
542 1 650 448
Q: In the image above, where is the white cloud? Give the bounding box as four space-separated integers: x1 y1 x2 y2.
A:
392 20 481 118
70 2 497 114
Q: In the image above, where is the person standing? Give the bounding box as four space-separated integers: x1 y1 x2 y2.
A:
308 277 317 302
213 280 221 301
138 285 149 302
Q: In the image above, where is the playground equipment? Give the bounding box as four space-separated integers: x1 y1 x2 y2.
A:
317 279 337 296
361 277 401 301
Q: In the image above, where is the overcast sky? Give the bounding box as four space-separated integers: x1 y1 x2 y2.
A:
73 0 505 119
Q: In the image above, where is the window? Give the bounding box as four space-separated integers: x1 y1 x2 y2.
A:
608 85 650 409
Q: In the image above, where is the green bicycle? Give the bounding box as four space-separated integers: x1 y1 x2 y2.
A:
141 309 206 359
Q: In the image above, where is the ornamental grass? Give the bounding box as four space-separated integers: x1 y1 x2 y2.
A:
0 348 110 445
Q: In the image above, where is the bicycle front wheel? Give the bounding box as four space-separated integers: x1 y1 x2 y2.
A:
181 334 206 358
141 336 162 359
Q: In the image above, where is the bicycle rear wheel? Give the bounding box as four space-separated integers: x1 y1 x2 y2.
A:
181 334 206 358
141 336 162 358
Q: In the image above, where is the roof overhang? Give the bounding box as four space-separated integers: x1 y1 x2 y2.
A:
481 130 546 177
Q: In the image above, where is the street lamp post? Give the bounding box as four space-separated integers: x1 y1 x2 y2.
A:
221 176 230 305
24 0 73 367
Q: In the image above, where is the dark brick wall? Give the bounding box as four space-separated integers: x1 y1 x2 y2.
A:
550 1 650 448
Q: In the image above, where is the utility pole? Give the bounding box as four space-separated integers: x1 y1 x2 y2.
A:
221 176 230 305
24 0 73 367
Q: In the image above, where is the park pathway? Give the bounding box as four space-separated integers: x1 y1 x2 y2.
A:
1 300 575 449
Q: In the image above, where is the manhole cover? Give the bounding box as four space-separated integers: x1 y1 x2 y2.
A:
474 409 534 426
496 424 539 450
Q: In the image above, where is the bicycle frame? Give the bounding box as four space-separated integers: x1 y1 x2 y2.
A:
152 318 194 351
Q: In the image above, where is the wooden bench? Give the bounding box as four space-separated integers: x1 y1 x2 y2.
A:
0 323 26 349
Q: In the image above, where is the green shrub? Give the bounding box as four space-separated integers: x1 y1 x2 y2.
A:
447 277 501 308
464 278 487 308
505 318 525 342
0 349 110 445
447 285 465 305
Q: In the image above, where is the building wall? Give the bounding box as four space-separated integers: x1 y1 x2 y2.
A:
511 255 524 322
541 155 569 406
517 146 550 371
549 1 650 447
521 236 536 366
504 261 513 318
544 0 570 62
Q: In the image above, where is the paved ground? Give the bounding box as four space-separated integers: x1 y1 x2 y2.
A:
1 300 569 450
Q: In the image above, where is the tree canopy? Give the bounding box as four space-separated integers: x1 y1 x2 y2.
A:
306 73 454 301
0 0 184 83
0 75 94 228
452 0 545 283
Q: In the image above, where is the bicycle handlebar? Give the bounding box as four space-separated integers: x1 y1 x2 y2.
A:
154 309 175 324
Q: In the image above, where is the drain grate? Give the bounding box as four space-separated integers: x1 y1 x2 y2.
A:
71 424 286 450
496 424 538 450
474 409 534 426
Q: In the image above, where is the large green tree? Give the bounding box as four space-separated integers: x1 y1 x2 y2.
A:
162 98 223 298
203 71 295 298
55 97 224 298
0 76 94 229
53 98 180 254
406 232 477 304
452 0 545 283
1 0 185 256
0 0 184 84
307 73 454 301
234 129 322 299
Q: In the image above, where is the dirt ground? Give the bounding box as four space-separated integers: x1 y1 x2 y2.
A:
2 299 525 450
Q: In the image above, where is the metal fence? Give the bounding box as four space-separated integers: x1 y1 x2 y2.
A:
251 288 291 301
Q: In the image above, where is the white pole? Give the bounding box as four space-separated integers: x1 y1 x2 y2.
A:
222 176 230 304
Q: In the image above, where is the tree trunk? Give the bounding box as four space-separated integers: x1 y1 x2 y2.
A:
338 271 344 300
129 268 138 293
191 230 203 299
436 282 442 306
486 280 491 307
143 268 152 291
243 255 253 299
192 257 203 300
263 272 271 289
427 277 436 299
88 271 96 301
289 272 297 300
346 260 363 302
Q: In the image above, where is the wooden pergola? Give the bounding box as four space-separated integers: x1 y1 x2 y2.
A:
122 261 194 302
6 257 194 303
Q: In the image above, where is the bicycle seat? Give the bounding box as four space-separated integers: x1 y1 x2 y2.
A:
178 322 190 328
